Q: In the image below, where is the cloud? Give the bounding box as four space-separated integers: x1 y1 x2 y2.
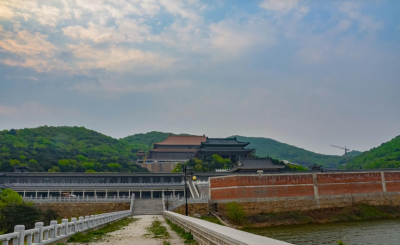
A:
72 80 192 93
63 20 151 43
0 103 50 116
0 30 57 57
209 19 276 55
338 2 382 32
259 0 298 13
0 5 14 19
67 44 174 72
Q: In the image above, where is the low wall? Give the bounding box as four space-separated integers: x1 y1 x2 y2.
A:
164 211 291 245
209 171 400 215
37 203 130 218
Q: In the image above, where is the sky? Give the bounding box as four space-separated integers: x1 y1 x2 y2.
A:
0 0 399 155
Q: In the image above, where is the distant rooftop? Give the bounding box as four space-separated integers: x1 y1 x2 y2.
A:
155 135 207 145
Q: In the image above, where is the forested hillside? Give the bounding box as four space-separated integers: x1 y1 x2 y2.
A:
234 136 361 168
0 126 148 173
0 127 367 172
120 131 172 149
345 135 400 169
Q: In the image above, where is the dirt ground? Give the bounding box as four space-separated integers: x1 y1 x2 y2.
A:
69 215 185 245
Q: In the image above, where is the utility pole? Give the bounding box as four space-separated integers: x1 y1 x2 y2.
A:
330 145 350 165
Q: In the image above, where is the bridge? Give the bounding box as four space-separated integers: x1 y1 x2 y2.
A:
0 195 292 245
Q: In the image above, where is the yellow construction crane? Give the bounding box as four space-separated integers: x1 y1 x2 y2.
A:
330 145 350 165
143 140 154 163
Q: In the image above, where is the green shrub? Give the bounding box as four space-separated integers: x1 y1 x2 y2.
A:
226 202 245 225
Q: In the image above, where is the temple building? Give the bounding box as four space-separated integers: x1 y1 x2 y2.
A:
137 135 207 164
196 137 254 163
231 158 285 172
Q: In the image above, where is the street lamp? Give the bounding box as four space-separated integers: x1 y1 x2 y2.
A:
182 164 196 216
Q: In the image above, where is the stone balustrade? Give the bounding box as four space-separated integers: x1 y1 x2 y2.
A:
0 196 134 245
24 196 133 203
5 181 185 187
164 211 292 245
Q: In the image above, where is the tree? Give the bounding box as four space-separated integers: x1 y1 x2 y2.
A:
226 202 245 225
107 163 122 171
0 189 23 209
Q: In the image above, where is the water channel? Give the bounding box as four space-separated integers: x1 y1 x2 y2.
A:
242 219 400 245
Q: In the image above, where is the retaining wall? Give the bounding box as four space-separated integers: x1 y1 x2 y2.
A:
37 202 130 218
209 171 400 215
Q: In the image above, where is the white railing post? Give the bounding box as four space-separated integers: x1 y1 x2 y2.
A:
34 222 43 243
62 219 68 235
78 216 84 230
71 218 77 232
50 220 57 238
14 225 25 245
85 216 90 228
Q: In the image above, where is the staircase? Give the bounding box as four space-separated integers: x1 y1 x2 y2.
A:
132 198 164 215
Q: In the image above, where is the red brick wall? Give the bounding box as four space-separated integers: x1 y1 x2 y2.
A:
210 171 400 202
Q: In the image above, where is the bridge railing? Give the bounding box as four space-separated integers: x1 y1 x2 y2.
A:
164 211 293 245
0 195 135 245
5 182 185 187
23 195 133 203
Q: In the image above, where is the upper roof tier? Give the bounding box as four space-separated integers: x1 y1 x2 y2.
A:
155 135 207 146
199 137 250 147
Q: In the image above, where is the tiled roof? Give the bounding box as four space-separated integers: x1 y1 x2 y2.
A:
155 135 207 145
150 148 197 152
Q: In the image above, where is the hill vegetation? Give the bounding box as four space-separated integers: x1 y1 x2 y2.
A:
0 126 148 173
345 135 400 169
0 127 368 172
234 136 361 168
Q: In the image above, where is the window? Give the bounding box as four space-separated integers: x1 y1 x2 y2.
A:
99 178 106 183
32 178 40 184
174 177 181 183
88 178 96 183
43 177 52 183
153 177 160 183
10 178 17 183
65 178 73 184
142 177 150 183
55 178 62 184
77 178 86 184
132 177 140 183
110 177 118 183
121 177 129 183
0 178 4 184
21 178 28 184
163 177 171 183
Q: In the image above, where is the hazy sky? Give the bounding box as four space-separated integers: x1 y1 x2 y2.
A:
0 0 399 155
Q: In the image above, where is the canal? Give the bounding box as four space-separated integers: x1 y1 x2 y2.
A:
242 219 400 245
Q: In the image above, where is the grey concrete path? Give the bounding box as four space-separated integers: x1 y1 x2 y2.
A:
77 215 185 245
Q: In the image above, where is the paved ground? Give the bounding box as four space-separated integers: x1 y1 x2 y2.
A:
83 215 185 245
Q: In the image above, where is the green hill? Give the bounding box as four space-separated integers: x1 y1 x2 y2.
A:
120 131 172 149
345 136 400 169
234 136 357 168
0 126 148 173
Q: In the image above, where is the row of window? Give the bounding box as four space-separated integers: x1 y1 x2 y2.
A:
1 176 182 184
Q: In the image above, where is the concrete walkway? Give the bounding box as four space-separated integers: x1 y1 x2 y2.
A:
81 215 185 245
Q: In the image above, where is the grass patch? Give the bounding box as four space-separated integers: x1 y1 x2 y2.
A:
146 218 170 239
67 217 138 243
165 218 198 244
198 215 225 226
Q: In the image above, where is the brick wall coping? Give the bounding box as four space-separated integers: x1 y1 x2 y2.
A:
164 211 292 245
208 170 400 180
